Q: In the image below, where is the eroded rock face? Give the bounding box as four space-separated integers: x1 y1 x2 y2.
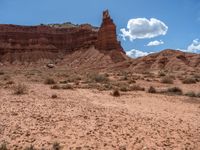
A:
95 10 124 53
0 24 98 63
0 10 125 64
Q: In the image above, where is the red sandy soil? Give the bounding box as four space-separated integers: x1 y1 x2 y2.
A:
0 82 200 149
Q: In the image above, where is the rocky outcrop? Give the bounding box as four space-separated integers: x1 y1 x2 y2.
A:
95 10 124 53
129 49 200 72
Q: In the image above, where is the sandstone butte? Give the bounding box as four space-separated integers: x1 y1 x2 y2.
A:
0 10 126 64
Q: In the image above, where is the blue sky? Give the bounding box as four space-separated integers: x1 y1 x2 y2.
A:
1 0 200 57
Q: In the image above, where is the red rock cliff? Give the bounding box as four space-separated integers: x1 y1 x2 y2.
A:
0 10 124 64
0 24 98 63
95 10 124 53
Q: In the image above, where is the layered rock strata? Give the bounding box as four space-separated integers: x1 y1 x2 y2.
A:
0 10 125 64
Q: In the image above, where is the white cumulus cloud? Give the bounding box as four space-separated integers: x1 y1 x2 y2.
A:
147 40 164 46
121 18 168 41
187 39 200 53
126 49 153 58
177 39 200 53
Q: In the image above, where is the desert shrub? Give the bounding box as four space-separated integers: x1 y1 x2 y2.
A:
3 75 10 81
182 77 196 84
148 86 156 93
161 76 174 84
6 80 14 85
119 86 129 92
51 85 61 89
196 93 200 98
0 143 8 150
88 73 109 83
120 74 128 81
112 89 120 97
44 78 56 84
13 83 28 95
96 83 113 91
66 75 81 83
128 79 136 84
51 94 58 99
158 70 166 77
0 71 5 75
104 73 109 77
167 87 183 95
52 142 61 150
74 81 80 85
130 84 145 91
62 84 73 90
59 80 68 84
185 91 196 97
192 74 200 78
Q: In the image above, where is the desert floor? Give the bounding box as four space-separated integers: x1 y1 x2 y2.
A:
0 69 200 150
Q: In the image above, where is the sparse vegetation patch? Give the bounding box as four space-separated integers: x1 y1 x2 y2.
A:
13 83 28 95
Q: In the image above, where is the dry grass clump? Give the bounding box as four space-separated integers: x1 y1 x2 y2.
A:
51 84 74 90
0 142 61 150
6 80 15 85
51 85 61 89
193 74 200 81
51 94 58 99
0 143 8 150
167 87 183 95
112 89 120 97
182 77 197 84
148 86 156 93
66 75 82 83
196 93 200 98
158 70 166 77
52 142 61 150
62 84 73 90
44 78 56 85
2 75 11 81
119 85 129 92
161 76 174 84
185 91 196 97
88 73 109 83
0 71 5 75
130 84 145 91
13 83 28 95
128 79 136 84
59 80 68 84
